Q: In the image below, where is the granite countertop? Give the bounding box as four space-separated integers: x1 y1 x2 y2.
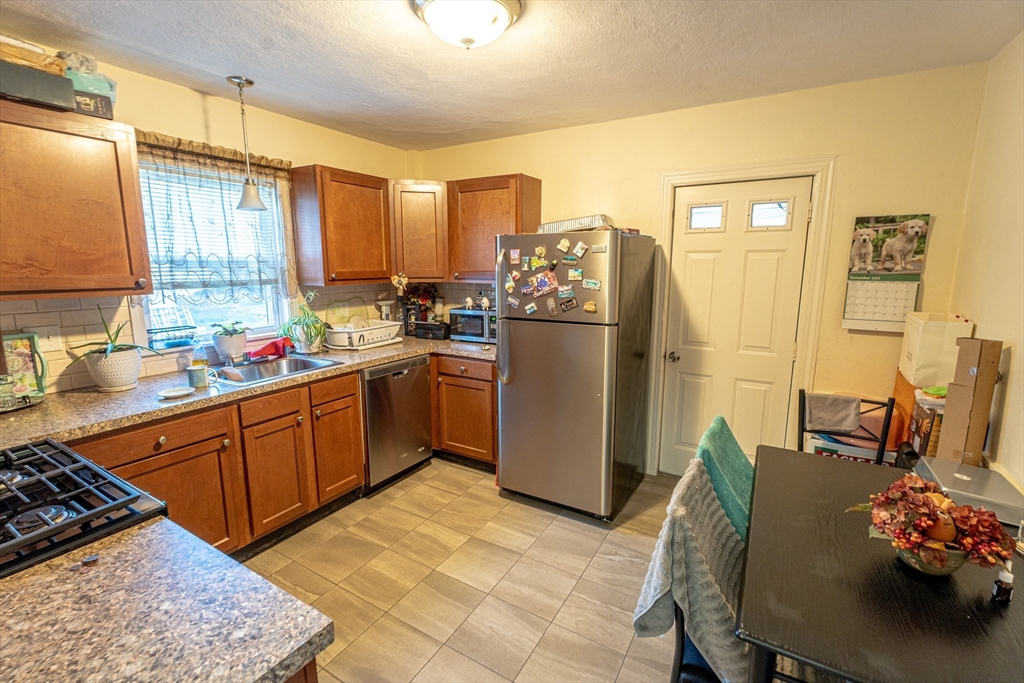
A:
0 337 495 451
0 517 333 682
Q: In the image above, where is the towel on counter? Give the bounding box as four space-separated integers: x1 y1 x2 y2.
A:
633 458 748 683
804 393 861 433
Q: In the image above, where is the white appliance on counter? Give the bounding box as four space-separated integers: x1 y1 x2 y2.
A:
495 229 656 519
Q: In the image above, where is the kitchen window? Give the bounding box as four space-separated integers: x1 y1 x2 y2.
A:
135 139 295 339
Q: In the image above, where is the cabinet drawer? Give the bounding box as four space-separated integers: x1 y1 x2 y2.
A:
309 373 359 406
437 356 493 381
239 388 304 427
73 408 233 470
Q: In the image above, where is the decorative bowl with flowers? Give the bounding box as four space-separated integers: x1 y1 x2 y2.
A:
848 473 1014 576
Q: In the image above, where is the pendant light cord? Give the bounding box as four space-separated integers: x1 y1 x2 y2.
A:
237 82 253 182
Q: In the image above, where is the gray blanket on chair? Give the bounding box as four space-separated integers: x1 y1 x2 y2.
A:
633 458 749 683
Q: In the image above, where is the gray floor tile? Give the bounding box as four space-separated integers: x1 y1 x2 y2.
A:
490 556 579 620
447 596 548 680
318 668 343 683
370 476 422 504
390 519 470 569
326 496 386 529
422 466 486 495
325 614 441 683
412 646 509 683
271 518 342 559
428 506 491 535
524 522 604 576
515 624 625 683
340 549 432 610
267 561 336 604
436 537 520 592
581 539 651 599
473 508 551 554
553 578 637 654
311 586 384 666
348 504 425 546
626 625 676 675
295 529 386 583
615 656 666 683
500 498 560 525
243 548 289 576
391 483 460 518
390 571 486 643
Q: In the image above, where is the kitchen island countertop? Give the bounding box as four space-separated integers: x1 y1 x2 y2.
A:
0 516 333 682
0 337 495 451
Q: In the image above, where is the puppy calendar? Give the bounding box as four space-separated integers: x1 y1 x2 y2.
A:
842 214 930 332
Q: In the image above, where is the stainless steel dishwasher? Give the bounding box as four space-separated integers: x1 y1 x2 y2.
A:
363 355 432 486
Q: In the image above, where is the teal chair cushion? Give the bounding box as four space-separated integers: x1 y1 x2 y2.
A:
696 416 754 541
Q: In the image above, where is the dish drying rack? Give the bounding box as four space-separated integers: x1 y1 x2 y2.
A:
324 320 402 350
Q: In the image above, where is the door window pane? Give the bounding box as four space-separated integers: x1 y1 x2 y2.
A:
750 201 790 228
689 204 724 230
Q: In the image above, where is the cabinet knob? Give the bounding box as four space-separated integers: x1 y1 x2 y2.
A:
453 272 459 280
297 415 304 424
222 438 231 448
157 436 167 445
136 278 147 288
460 366 466 374
315 409 322 418
329 273 337 281
438 377 442 384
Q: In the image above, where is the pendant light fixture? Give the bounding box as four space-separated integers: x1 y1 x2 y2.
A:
227 75 267 211
412 0 521 50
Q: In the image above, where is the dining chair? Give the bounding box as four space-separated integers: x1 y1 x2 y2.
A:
797 389 896 465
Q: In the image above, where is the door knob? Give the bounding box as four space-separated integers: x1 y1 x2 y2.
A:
668 352 680 362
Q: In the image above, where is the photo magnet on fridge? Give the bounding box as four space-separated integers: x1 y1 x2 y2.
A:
556 238 571 253
510 249 520 264
534 245 546 257
525 302 537 314
561 255 578 266
522 260 530 271
557 285 575 299
583 301 598 313
572 242 589 259
530 256 547 271
507 295 520 309
559 298 579 313
505 275 515 293
521 283 535 296
582 278 601 291
568 269 583 281
529 271 559 297
546 297 558 316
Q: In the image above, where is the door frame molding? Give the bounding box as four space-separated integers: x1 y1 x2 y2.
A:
645 156 839 473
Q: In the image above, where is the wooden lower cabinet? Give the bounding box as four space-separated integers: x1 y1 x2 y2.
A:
111 436 248 552
312 394 366 504
435 360 496 462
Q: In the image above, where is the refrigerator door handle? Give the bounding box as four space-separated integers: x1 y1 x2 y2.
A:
497 318 509 384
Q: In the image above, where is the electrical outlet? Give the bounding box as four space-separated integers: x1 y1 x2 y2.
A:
24 326 63 353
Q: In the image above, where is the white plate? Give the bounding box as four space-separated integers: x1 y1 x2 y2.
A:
157 387 196 399
349 316 369 329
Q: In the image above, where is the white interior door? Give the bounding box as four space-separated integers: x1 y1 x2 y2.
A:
659 176 813 474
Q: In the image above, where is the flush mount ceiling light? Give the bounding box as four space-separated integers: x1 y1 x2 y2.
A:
226 75 267 211
412 0 522 49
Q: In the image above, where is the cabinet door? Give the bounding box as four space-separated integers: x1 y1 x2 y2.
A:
312 394 366 504
321 167 391 283
0 100 151 298
242 413 315 538
392 180 447 280
437 375 495 462
111 437 248 552
448 176 518 281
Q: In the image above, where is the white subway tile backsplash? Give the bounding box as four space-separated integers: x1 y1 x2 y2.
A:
14 312 62 329
71 373 97 390
0 300 38 315
47 375 74 394
142 357 183 377
78 296 123 309
35 298 82 312
0 315 14 332
59 309 103 327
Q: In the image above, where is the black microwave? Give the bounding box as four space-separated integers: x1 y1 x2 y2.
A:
448 308 497 344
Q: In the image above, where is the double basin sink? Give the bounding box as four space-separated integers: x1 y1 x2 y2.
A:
216 356 339 387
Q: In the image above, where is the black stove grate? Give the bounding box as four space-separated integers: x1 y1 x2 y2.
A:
0 439 141 556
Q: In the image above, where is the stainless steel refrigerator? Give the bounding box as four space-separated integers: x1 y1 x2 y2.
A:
495 230 655 519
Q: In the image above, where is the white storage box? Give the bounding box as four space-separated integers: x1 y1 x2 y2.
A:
899 313 974 388
324 320 401 349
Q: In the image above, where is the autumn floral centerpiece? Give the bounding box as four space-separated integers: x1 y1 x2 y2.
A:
848 473 1014 576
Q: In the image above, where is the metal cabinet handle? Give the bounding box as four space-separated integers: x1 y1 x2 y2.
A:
315 410 322 418
136 278 148 288
157 436 167 444
668 352 680 362
297 415 304 424
222 439 231 448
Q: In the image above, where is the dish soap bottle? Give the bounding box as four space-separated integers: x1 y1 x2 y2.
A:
993 561 1013 603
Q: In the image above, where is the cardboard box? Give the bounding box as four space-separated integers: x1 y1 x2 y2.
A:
935 338 1002 466
891 370 917 444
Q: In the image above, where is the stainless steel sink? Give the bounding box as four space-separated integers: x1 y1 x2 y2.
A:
215 357 338 386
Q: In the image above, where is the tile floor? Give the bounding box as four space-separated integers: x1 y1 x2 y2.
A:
244 458 680 683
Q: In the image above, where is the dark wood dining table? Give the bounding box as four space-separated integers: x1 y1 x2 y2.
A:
736 446 1024 683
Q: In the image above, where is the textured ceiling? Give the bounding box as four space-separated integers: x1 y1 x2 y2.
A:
1 0 1021 150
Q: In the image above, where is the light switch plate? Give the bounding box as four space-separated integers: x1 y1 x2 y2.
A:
24 325 63 352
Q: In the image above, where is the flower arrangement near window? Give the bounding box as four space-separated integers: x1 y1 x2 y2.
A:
405 283 438 321
848 474 1014 575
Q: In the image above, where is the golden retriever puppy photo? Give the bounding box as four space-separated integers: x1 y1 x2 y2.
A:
878 219 927 272
849 228 876 272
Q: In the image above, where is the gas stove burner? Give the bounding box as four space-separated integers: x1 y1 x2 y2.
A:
0 470 22 484
12 505 75 531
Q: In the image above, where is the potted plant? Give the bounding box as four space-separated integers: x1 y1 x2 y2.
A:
70 306 162 392
280 292 326 354
211 322 251 361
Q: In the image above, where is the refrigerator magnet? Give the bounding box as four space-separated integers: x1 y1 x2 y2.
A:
507 295 520 309
557 285 575 299
582 278 602 291
561 254 578 266
521 283 535 296
556 238 571 253
568 269 583 281
583 301 598 313
510 249 520 264
546 297 558 316
505 275 515 293
522 259 530 271
511 270 521 281
529 271 559 297
535 245 547 257
559 298 579 313
525 302 538 314
573 242 589 258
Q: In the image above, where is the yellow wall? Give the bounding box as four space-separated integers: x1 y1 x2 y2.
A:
417 66 988 401
949 33 1024 488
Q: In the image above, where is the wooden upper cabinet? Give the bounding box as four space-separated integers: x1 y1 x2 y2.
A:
292 164 391 286
0 100 151 299
391 180 447 281
448 174 541 281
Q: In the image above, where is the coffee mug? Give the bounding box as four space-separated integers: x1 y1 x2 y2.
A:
186 366 219 389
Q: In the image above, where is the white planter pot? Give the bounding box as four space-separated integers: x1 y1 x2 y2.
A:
212 333 247 361
84 349 143 392
291 328 323 354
